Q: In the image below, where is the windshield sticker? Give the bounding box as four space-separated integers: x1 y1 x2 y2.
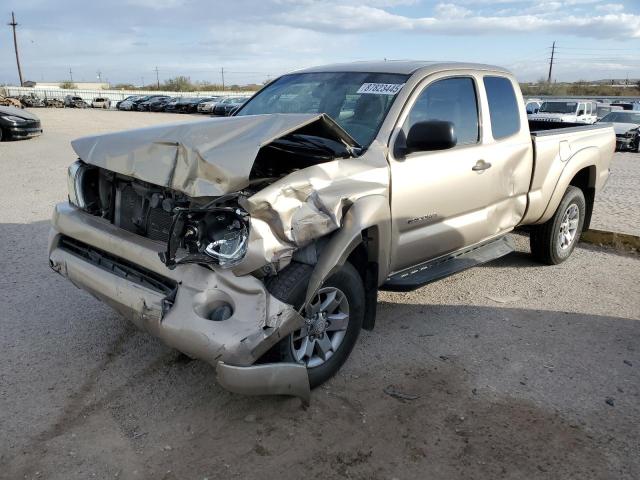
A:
357 83 405 95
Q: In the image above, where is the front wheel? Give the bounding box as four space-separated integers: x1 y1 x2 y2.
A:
530 186 586 265
266 261 364 388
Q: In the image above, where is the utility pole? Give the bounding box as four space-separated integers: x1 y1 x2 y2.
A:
547 41 556 83
154 66 160 89
69 67 73 83
8 12 24 86
97 70 102 82
221 67 225 91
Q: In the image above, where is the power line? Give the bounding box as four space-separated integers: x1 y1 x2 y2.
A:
8 11 23 86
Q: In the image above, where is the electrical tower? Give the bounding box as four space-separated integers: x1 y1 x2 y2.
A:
154 66 160 88
8 12 24 86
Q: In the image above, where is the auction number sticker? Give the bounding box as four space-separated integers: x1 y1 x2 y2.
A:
357 83 405 95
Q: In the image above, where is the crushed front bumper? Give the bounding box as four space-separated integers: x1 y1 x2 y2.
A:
49 202 309 400
616 134 638 151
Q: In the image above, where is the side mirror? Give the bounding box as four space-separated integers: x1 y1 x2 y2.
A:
577 109 585 116
405 120 457 153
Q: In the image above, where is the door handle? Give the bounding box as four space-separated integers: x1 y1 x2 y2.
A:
472 160 492 171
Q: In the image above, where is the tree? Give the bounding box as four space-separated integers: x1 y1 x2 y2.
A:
59 81 77 89
162 76 192 91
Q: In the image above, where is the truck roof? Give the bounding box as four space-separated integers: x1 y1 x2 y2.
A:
294 60 511 76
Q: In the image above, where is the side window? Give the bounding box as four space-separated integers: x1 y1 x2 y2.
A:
404 77 479 146
578 103 586 116
483 76 520 139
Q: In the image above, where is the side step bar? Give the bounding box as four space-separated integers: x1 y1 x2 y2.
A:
381 236 515 292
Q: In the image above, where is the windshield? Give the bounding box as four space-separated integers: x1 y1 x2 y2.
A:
539 101 578 114
601 112 640 123
236 71 409 147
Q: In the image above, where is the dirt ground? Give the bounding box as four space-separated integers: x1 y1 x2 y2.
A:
1 109 639 480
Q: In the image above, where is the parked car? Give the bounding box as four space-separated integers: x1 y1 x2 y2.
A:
91 97 111 109
51 61 615 402
149 96 175 112
116 96 142 110
197 97 222 113
164 97 194 113
20 94 45 108
64 95 89 108
595 103 623 120
44 98 65 108
0 95 23 108
0 105 43 141
137 96 171 111
529 99 598 124
212 96 248 116
598 110 640 152
611 102 634 111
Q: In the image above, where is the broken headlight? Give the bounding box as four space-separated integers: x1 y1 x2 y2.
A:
159 207 249 269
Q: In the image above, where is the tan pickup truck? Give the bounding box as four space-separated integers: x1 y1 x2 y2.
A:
49 61 615 402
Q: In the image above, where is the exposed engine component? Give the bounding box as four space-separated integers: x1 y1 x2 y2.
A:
159 206 250 269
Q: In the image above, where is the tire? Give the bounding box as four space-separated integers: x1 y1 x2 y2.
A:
0 128 3 142
530 186 586 265
266 261 364 388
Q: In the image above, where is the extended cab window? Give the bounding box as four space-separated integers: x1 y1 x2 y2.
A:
483 76 520 139
404 77 479 146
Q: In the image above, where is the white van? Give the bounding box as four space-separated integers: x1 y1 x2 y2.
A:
529 99 598 124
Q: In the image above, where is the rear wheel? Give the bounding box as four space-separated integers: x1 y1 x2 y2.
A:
530 186 585 265
266 261 364 388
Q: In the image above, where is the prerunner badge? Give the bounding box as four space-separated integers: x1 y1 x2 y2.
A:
357 83 405 95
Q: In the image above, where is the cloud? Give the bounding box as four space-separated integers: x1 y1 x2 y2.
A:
595 3 625 12
273 2 640 39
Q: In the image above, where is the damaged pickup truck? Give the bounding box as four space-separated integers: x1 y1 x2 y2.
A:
49 62 615 403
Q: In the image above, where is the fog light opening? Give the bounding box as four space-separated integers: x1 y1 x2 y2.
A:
207 302 233 321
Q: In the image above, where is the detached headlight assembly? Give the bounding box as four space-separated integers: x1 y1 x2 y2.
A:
67 160 88 209
2 115 26 123
160 207 250 269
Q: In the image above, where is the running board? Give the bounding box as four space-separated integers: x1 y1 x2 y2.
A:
381 236 515 292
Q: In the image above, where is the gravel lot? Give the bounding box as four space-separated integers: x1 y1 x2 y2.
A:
591 151 640 236
1 109 639 480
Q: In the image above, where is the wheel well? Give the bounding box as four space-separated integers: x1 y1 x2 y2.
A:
569 166 596 231
346 227 379 331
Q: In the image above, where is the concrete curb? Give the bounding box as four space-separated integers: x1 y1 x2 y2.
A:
580 229 640 253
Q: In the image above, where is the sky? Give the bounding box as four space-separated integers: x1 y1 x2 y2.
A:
1 0 639 86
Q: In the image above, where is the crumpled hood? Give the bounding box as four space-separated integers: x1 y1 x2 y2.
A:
609 122 640 135
71 113 357 198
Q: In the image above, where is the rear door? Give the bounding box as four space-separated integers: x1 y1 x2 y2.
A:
387 72 533 272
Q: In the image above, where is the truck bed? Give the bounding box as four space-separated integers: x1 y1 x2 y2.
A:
522 120 615 226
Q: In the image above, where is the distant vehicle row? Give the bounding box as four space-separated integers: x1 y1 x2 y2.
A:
116 95 250 115
0 93 251 116
525 98 639 151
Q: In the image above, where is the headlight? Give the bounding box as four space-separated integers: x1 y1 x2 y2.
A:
67 160 88 209
204 217 249 268
2 115 26 123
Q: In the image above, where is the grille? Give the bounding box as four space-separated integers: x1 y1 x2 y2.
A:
59 236 177 296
